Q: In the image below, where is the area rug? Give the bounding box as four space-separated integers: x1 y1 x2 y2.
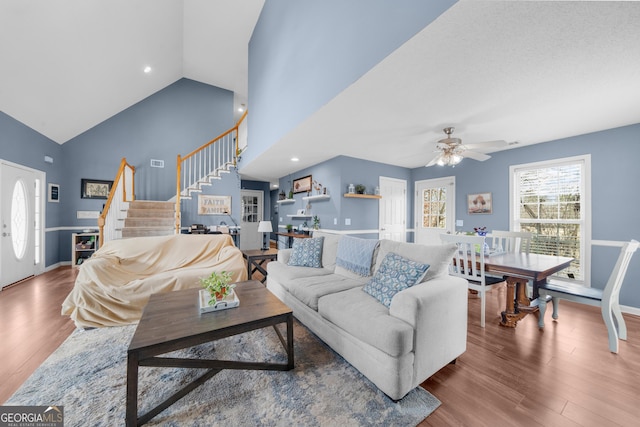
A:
7 320 439 426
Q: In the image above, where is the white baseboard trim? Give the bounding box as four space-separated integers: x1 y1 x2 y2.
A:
621 305 640 317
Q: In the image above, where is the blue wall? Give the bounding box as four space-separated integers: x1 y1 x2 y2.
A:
1 79 237 265
1 111 64 265
277 156 410 239
245 0 456 167
410 125 640 308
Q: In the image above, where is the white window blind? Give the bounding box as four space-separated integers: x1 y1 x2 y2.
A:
511 156 590 282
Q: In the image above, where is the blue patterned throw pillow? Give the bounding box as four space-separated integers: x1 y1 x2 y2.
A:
288 237 324 268
363 252 430 308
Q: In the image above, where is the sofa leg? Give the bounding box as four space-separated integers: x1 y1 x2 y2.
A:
449 358 457 365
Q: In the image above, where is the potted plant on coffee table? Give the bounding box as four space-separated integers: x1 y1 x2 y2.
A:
200 271 234 306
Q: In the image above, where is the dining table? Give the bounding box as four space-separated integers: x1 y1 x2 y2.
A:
483 252 574 327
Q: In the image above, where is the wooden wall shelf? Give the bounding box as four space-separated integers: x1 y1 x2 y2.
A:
343 193 381 199
302 194 330 201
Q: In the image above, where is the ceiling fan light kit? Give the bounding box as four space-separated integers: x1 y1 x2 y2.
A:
426 127 506 167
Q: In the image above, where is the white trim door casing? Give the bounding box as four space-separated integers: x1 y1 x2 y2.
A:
414 177 455 245
379 177 407 242
240 189 264 250
1 161 45 288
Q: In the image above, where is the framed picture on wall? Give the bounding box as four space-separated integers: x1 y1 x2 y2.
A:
48 183 60 203
198 195 232 215
81 179 113 199
468 192 492 214
293 175 312 194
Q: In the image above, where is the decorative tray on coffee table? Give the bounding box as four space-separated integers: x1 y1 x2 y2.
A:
199 289 240 314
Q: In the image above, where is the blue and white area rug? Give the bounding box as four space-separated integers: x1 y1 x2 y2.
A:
7 320 440 426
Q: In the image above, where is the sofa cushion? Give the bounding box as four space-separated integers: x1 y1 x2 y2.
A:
318 287 414 357
363 252 430 307
376 240 457 282
311 231 340 272
288 237 324 268
267 261 333 284
288 274 367 311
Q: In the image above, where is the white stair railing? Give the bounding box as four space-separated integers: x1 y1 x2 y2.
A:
98 158 135 245
175 111 247 233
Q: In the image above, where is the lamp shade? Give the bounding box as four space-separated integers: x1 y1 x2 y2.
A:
258 221 273 233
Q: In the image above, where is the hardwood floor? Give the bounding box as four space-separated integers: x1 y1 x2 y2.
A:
2 268 640 426
0 267 77 403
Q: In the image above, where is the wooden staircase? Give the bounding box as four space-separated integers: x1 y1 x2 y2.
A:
120 201 175 238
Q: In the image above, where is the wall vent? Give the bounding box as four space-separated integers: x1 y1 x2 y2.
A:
150 159 164 168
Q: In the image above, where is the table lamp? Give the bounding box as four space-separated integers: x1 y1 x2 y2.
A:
258 221 273 251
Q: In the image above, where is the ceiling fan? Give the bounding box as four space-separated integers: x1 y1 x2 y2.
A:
426 127 507 167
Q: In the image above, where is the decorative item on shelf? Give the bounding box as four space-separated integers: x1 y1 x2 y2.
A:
286 224 293 232
355 184 366 194
258 221 273 251
313 180 323 195
348 183 355 194
278 191 286 201
199 271 234 306
313 215 320 230
374 186 380 196
288 178 294 199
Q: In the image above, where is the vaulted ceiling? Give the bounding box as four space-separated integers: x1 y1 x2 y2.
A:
0 0 264 144
2 1 640 183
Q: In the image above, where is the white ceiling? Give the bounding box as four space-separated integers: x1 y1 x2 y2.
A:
0 0 264 143
2 1 639 184
240 0 640 182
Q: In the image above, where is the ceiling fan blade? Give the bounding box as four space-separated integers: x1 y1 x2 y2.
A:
425 154 442 167
464 140 508 150
462 150 491 162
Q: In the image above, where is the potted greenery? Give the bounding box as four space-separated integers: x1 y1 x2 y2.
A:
313 215 320 230
355 184 366 194
286 224 293 232
200 271 234 306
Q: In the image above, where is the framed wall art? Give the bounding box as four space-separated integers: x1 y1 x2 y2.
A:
81 179 113 199
48 183 60 203
198 195 232 215
468 192 492 214
293 175 312 194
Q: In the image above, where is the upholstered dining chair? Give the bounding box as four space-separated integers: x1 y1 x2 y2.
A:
440 234 506 327
489 230 533 254
538 239 639 353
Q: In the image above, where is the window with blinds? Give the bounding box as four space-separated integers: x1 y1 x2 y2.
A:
511 155 590 282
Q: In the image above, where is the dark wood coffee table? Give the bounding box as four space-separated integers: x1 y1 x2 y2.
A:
126 280 294 426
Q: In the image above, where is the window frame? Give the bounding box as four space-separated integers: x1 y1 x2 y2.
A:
509 154 592 286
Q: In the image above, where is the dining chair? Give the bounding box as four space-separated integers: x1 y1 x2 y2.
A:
537 239 639 353
488 230 533 254
440 234 506 327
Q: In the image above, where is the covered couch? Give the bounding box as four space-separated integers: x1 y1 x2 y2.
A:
267 231 468 400
62 234 247 328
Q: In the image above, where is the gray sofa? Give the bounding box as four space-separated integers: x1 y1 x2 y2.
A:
266 231 468 400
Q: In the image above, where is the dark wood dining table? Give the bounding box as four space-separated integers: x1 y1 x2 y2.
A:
483 252 574 327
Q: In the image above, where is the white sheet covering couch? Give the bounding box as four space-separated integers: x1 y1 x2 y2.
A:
266 231 468 400
62 234 247 328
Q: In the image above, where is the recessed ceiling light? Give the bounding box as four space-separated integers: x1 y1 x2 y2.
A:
143 66 152 74
291 157 299 162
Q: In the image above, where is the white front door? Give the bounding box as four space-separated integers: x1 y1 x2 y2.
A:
1 162 36 288
240 190 264 250
415 177 455 245
379 177 406 242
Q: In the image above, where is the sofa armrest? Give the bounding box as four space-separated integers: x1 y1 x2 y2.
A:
389 276 468 385
277 248 293 264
